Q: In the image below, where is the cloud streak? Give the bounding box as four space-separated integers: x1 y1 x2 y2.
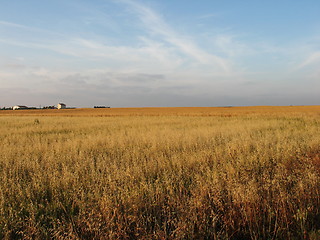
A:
298 51 320 69
118 0 230 72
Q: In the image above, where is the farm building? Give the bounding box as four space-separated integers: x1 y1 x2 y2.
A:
13 105 28 110
57 103 66 109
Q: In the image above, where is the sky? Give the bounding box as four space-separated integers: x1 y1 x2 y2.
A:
0 0 319 108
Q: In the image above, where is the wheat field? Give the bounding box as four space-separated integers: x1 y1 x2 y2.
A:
0 106 320 239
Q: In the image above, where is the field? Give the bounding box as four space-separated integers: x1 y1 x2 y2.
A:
0 106 320 239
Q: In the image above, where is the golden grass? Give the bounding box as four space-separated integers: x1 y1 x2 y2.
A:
0 106 320 239
1 105 320 117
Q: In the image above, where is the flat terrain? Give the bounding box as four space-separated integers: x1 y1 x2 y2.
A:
1 105 320 116
0 106 320 239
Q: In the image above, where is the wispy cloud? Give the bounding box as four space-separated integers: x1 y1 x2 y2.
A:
0 2 232 74
0 20 66 37
0 20 29 29
297 51 320 69
118 0 230 72
198 13 219 20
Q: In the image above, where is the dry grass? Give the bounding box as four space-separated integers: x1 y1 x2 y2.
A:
0 106 320 239
1 105 320 117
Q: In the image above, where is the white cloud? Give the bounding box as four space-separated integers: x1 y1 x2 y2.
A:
197 13 219 20
297 51 320 69
0 20 66 38
118 0 230 72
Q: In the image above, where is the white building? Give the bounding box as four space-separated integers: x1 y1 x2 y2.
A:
57 103 66 109
13 105 28 110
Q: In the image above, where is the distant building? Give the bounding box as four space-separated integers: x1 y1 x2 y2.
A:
42 106 55 109
13 105 28 110
94 106 110 108
57 103 66 109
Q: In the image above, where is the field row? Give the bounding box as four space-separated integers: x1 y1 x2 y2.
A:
0 107 319 239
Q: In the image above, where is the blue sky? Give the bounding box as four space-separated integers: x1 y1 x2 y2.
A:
0 0 319 107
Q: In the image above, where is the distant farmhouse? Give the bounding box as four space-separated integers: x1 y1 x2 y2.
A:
57 103 66 109
13 105 28 110
42 106 55 109
1 103 71 110
94 106 110 108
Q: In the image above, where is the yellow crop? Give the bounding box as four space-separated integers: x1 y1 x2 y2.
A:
0 106 319 239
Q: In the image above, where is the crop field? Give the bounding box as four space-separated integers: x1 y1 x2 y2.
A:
0 106 320 239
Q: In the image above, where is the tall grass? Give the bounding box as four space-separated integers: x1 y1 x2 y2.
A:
0 107 320 239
